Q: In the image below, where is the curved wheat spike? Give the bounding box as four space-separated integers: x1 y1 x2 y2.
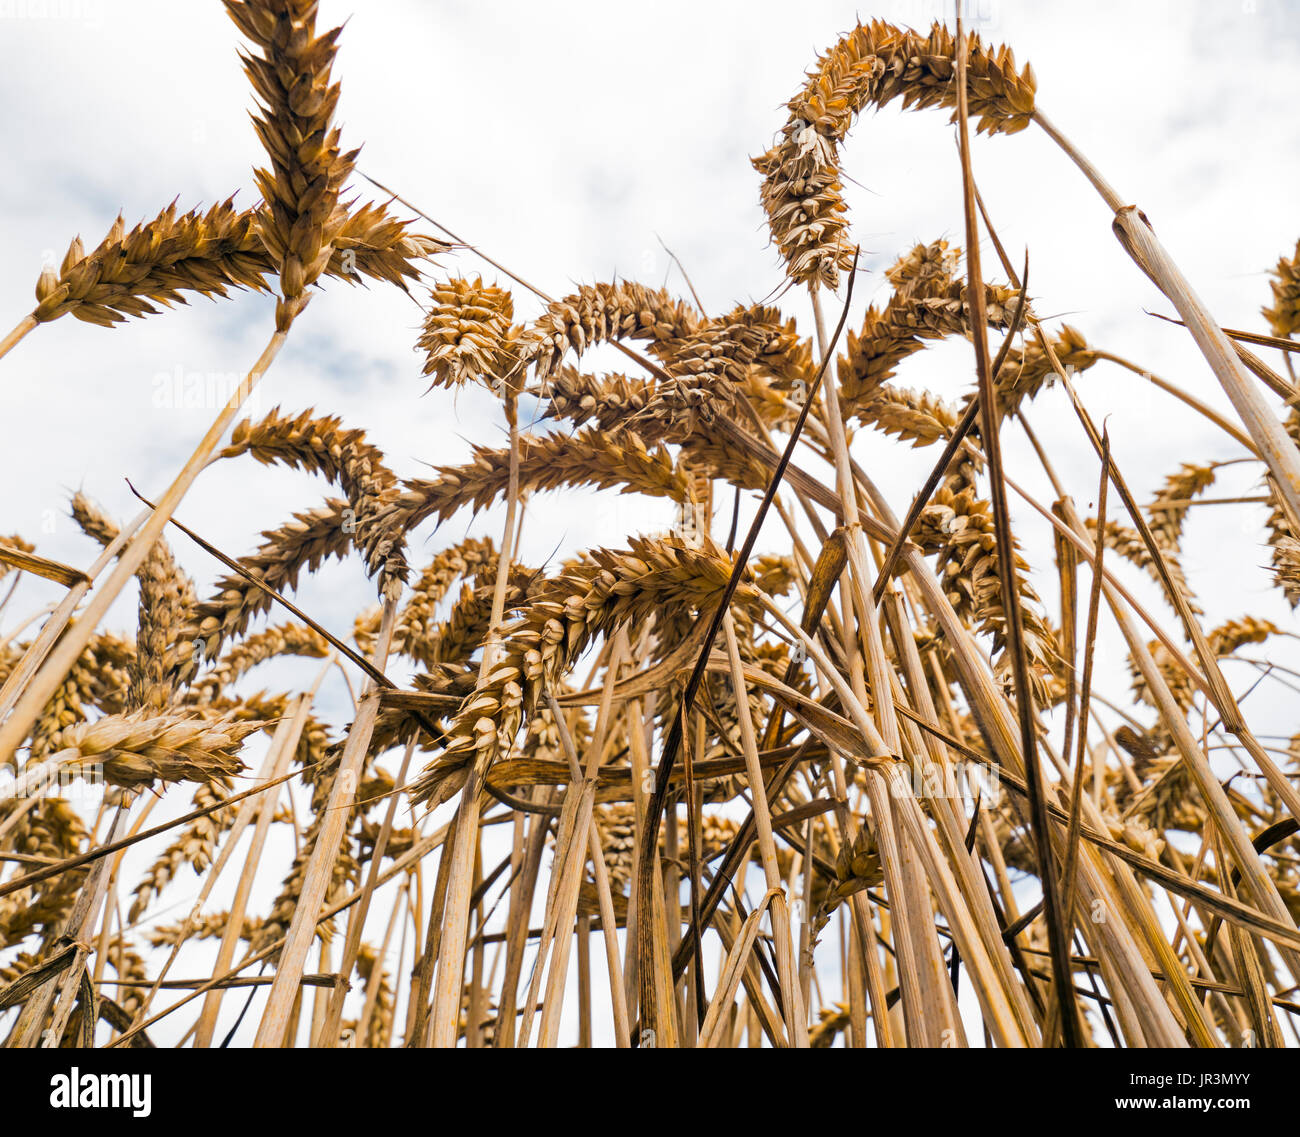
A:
381 426 692 537
753 20 1035 287
409 535 758 805
840 279 1023 410
1128 616 1280 718
177 498 353 677
391 537 496 667
221 406 408 596
524 281 702 380
1207 615 1279 658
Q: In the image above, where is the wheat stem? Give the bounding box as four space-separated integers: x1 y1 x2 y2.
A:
189 680 326 1044
1034 108 1300 525
253 594 398 1046
0 314 36 362
0 330 287 771
427 391 523 1046
316 732 418 1045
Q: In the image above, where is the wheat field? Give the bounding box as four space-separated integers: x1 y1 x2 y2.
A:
1 1 1299 1051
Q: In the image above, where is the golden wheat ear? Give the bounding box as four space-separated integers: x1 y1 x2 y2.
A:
225 0 355 330
1264 239 1300 339
754 21 1034 289
31 199 272 329
418 277 521 391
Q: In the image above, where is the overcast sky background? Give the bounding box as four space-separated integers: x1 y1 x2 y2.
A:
1 0 1298 1045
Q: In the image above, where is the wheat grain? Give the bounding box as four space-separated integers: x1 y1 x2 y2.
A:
128 780 237 924
0 798 89 948
857 384 961 448
30 197 441 334
1085 517 1201 616
69 493 120 549
526 281 701 380
410 535 758 803
915 484 1062 703
49 709 261 791
989 324 1098 419
28 632 134 762
190 623 330 705
837 265 1023 413
628 308 777 433
145 910 266 948
544 368 651 429
129 536 195 712
326 199 446 288
178 498 353 674
1147 463 1218 551
391 538 496 668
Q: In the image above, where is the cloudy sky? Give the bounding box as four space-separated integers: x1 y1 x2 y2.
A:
1 0 1297 631
0 0 1297 1044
